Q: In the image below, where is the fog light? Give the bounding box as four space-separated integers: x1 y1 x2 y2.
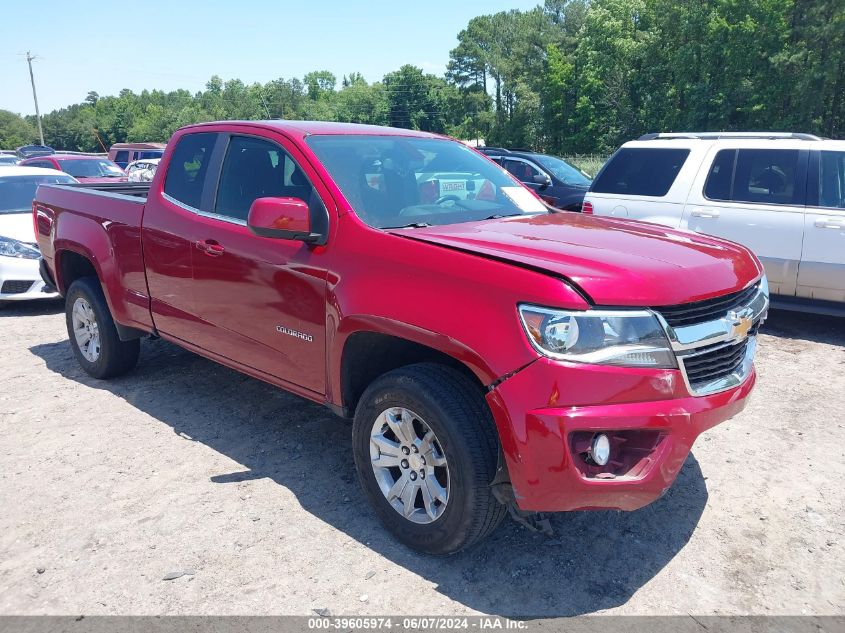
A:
590 434 611 466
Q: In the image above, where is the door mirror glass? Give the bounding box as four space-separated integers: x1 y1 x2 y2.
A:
247 197 318 242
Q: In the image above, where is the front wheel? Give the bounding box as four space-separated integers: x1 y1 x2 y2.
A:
65 277 140 379
352 363 506 555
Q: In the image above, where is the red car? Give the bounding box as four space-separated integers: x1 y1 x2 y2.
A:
33 121 768 554
21 153 127 183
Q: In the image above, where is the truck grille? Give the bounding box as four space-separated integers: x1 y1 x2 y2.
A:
1 280 34 294
656 283 760 328
681 338 750 389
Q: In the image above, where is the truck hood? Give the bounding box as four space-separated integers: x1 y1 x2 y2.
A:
387 213 761 306
0 212 36 243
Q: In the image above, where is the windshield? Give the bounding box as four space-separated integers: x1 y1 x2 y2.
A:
0 156 20 166
532 154 592 186
57 159 125 178
306 135 547 229
0 174 76 214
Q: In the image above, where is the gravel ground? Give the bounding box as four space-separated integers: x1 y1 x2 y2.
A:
0 300 843 617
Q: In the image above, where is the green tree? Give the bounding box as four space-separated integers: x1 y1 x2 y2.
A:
0 110 37 148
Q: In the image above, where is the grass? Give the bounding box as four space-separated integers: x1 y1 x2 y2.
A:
561 154 610 179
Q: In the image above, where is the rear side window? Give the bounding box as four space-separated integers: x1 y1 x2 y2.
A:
113 151 129 165
704 150 736 200
591 148 690 197
705 149 802 205
163 133 216 209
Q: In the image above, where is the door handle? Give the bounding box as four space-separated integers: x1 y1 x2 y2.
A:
195 240 225 256
814 219 843 229
690 209 720 218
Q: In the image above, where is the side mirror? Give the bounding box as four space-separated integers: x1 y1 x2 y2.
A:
532 173 553 188
247 197 320 243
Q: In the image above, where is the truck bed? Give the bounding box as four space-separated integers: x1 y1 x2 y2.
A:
56 181 151 199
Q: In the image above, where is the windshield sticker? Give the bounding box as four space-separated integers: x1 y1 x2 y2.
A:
501 186 546 213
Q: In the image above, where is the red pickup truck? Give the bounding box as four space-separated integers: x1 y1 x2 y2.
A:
33 121 769 554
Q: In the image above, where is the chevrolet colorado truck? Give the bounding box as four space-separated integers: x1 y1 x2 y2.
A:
34 121 769 555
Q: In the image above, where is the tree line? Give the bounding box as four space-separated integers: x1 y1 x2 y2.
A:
1 0 842 156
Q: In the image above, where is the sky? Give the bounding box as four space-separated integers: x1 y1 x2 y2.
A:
0 0 539 117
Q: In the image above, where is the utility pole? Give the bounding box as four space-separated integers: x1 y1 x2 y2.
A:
26 51 45 146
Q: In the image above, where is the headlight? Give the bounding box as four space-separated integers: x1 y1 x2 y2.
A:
0 236 40 260
518 305 677 368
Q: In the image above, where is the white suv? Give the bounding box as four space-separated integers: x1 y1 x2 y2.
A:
583 132 845 312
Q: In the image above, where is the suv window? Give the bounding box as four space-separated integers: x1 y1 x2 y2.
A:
591 148 689 197
704 150 736 200
705 148 803 205
163 133 216 210
733 149 801 205
215 135 320 223
819 151 845 209
113 150 129 165
503 159 542 183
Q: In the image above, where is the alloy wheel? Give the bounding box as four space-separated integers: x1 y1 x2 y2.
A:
369 407 450 524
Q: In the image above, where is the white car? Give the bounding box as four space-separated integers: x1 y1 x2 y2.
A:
583 132 845 312
125 157 160 182
0 167 77 304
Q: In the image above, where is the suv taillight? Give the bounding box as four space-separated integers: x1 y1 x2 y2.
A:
582 201 594 214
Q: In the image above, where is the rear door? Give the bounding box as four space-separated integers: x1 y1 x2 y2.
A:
797 150 845 301
187 132 331 395
682 147 808 296
142 131 223 341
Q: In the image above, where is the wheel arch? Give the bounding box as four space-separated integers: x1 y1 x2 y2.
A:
333 318 497 418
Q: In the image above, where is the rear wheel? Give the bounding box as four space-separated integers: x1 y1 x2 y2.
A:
352 363 506 555
65 277 140 379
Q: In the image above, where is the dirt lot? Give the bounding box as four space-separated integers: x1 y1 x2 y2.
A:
0 300 843 617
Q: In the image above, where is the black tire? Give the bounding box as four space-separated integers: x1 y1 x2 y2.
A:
352 363 506 555
65 277 140 379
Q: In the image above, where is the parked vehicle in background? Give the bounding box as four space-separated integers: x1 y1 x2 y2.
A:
0 154 21 166
34 120 767 554
16 145 54 159
125 158 160 182
20 154 127 183
108 142 166 169
583 132 845 313
479 147 591 211
0 167 76 304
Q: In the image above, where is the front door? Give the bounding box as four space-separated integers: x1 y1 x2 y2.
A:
188 133 330 395
797 150 845 301
683 147 808 296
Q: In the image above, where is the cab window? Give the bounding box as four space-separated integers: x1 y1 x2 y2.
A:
163 133 216 210
214 135 326 228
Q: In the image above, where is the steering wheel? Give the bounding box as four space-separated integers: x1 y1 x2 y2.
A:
435 194 461 205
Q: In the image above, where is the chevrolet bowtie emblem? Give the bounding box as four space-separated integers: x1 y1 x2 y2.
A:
727 309 753 338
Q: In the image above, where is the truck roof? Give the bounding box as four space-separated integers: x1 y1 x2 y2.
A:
180 120 444 139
